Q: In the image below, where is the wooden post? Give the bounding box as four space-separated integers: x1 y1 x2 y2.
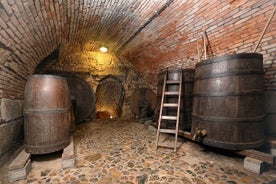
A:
197 39 200 63
203 30 207 59
253 6 276 52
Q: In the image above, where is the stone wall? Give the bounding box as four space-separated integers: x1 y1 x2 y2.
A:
0 98 24 165
46 43 153 119
120 0 276 90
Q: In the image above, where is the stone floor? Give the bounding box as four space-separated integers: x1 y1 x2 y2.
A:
1 118 276 184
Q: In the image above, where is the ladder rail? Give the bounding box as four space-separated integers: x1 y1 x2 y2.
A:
174 72 182 152
155 71 167 150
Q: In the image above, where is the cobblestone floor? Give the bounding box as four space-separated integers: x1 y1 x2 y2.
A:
1 118 276 184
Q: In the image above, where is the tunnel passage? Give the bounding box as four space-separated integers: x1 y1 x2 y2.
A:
95 75 124 119
0 0 275 166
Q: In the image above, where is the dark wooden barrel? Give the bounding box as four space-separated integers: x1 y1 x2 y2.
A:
192 53 265 150
69 105 76 132
156 69 195 130
129 88 157 118
265 89 276 136
66 77 95 123
24 75 71 154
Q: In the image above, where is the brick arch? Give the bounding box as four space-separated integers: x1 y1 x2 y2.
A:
0 0 169 98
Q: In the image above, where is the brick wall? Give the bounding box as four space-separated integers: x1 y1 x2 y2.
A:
1 0 275 98
120 0 276 89
0 0 166 99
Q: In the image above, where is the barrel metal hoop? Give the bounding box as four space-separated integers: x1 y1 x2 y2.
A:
196 53 263 67
24 108 70 114
195 70 264 80
193 91 264 97
30 74 66 80
201 139 264 150
25 140 69 149
192 114 265 123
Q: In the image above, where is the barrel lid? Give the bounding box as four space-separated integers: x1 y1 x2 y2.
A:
30 74 66 80
196 53 263 67
129 88 157 116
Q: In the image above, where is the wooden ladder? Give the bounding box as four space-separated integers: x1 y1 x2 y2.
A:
155 70 182 152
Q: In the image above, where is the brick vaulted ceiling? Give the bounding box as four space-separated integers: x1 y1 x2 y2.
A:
0 0 275 98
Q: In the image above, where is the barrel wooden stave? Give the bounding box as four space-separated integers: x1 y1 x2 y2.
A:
66 77 95 123
265 90 276 136
192 53 265 150
24 75 71 154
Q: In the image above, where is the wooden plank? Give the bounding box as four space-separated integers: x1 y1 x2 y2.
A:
237 149 276 165
178 130 193 140
161 115 177 120
164 91 179 95
157 143 175 149
9 149 31 170
62 136 75 160
160 129 176 134
166 80 180 84
163 103 178 107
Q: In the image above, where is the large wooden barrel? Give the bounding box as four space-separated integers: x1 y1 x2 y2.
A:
192 53 265 150
66 77 95 123
265 89 276 136
24 75 71 154
156 69 195 130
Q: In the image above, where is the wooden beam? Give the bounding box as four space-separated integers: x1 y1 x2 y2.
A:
253 5 276 52
237 149 276 165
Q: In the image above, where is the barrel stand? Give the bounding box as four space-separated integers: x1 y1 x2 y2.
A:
8 135 75 182
178 130 276 174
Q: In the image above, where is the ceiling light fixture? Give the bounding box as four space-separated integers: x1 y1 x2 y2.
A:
100 46 108 53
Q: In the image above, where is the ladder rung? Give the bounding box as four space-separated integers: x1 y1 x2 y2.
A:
166 80 180 84
159 129 177 134
157 143 176 149
163 103 178 107
164 91 179 95
161 116 177 120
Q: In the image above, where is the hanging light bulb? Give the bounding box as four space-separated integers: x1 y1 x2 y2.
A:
100 46 108 53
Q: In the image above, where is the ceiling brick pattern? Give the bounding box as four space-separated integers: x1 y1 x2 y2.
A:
0 0 275 99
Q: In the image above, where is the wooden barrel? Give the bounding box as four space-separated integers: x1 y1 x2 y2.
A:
156 69 195 130
129 88 157 118
192 53 265 150
24 75 71 154
66 77 95 123
265 89 276 136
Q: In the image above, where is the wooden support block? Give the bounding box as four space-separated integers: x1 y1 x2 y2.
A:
237 149 276 165
244 157 265 175
271 149 276 156
9 149 30 170
8 149 31 182
62 136 75 169
178 130 192 140
266 138 276 156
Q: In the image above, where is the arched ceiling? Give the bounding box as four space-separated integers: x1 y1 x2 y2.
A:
0 0 275 86
0 0 171 71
